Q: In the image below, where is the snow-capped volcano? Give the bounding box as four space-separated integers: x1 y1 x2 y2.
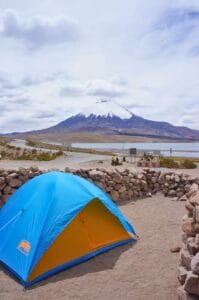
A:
24 108 199 141
78 99 133 119
8 99 199 141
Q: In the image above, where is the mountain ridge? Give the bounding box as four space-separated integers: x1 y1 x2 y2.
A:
7 112 199 141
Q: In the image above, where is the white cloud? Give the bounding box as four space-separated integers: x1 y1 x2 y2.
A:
0 1 198 133
86 79 127 98
0 9 79 49
59 78 127 99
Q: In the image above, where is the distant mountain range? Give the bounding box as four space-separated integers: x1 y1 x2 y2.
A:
11 112 199 141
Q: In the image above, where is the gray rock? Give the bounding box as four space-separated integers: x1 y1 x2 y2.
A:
187 237 199 255
151 176 157 183
153 182 160 190
182 218 195 237
110 190 119 202
128 190 134 199
195 234 199 246
177 266 188 284
168 189 176 197
177 286 199 300
180 195 188 201
185 201 194 212
195 206 199 224
184 271 199 296
118 186 126 194
120 191 129 201
7 172 18 179
141 180 148 192
96 182 105 190
191 253 199 275
165 175 171 182
146 192 152 197
182 233 188 244
89 169 104 176
194 223 199 234
190 183 199 193
8 178 22 188
3 185 12 195
19 167 28 176
171 197 178 201
180 246 193 270
189 191 199 206
0 180 6 191
30 165 39 172
158 173 165 183
185 184 191 193
177 191 186 199
175 175 180 182
170 245 181 252
137 173 144 180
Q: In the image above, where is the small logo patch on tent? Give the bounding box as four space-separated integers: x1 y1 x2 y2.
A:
17 240 31 255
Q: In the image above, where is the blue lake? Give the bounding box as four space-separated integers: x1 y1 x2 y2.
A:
73 143 199 158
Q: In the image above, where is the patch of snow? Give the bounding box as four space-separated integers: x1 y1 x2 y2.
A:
79 99 133 119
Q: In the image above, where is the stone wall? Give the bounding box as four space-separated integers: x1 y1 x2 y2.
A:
0 166 43 207
0 166 197 206
0 166 199 297
178 183 199 299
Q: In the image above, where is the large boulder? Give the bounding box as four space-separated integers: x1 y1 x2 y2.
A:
184 271 199 296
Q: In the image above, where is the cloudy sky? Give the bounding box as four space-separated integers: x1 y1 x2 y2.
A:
0 0 199 133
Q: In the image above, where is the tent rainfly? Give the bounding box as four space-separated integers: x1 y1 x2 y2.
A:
0 172 136 286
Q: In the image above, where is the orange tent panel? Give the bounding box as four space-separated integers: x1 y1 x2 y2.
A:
28 199 131 282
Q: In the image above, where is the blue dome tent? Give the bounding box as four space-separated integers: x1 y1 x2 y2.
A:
0 172 136 286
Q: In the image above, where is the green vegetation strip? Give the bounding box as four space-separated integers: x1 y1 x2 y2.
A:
160 157 197 169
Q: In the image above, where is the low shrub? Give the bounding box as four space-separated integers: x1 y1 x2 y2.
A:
56 150 64 156
160 157 197 169
160 157 180 169
26 140 36 147
181 159 197 169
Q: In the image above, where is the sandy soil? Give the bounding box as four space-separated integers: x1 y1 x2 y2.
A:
0 153 110 171
0 194 185 300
